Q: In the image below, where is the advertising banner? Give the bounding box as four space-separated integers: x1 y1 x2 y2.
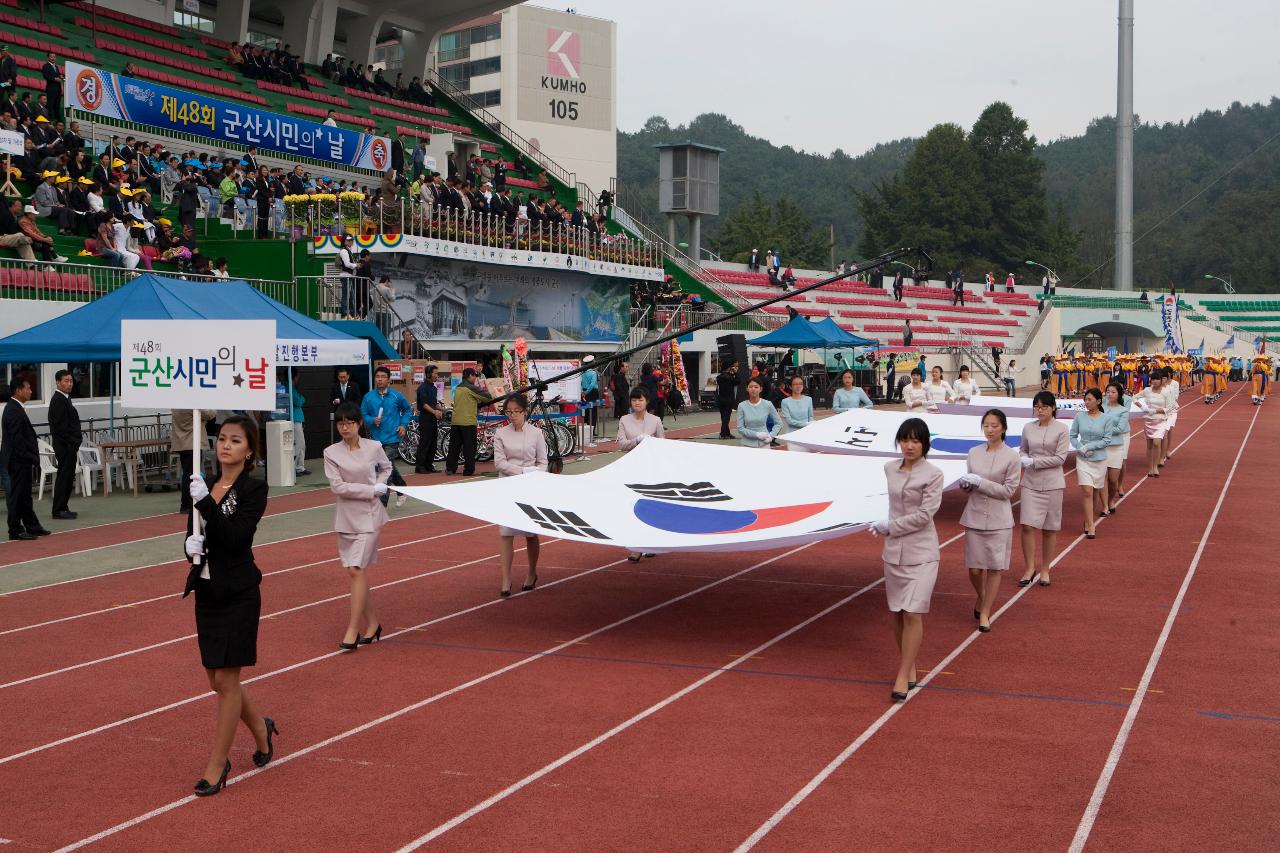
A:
781 409 1081 459
120 320 276 409
515 6 613 132
368 254 631 343
528 359 581 401
311 233 661 282
395 437 967 553
65 62 393 171
275 338 369 366
1156 293 1184 354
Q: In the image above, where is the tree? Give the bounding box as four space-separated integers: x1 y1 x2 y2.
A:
717 190 831 268
968 102 1049 272
858 123 990 271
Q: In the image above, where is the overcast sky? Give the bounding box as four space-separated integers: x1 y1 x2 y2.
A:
566 0 1280 154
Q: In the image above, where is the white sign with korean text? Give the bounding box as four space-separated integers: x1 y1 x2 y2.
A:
529 359 581 401
121 320 277 409
0 129 24 156
276 338 369 366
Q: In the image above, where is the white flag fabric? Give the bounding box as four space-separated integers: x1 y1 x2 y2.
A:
780 408 1081 458
936 394 1140 421
393 437 967 553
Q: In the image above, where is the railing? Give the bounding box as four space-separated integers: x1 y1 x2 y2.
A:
295 198 663 270
300 270 432 361
0 257 311 311
423 68 577 191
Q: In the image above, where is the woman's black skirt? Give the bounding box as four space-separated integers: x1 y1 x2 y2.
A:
193 583 261 669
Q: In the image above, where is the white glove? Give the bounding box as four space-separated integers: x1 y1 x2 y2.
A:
634 433 646 443
869 519 890 536
1020 456 1034 469
373 483 389 496
961 473 982 488
184 534 205 558
521 467 538 474
189 474 209 503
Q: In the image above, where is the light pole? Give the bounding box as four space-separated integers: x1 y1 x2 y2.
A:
1203 274 1235 294
1025 259 1059 293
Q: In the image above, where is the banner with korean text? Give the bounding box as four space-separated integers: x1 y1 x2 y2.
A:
275 338 369 367
65 62 393 171
121 320 277 410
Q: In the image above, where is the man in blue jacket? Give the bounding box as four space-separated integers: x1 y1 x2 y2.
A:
362 365 412 506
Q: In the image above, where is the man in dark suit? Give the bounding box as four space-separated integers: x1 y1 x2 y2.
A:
414 364 443 473
47 369 81 519
42 52 63 122
330 369 363 410
2 374 49 540
389 135 405 181
0 45 16 94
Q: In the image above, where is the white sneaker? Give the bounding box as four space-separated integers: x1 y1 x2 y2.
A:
395 493 407 508
54 254 69 262
587 442 597 448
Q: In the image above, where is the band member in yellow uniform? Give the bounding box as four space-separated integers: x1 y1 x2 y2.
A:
1251 354 1273 404
1054 353 1073 397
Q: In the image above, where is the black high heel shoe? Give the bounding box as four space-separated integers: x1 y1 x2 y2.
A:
521 574 538 592
252 718 279 768
338 636 359 651
500 588 511 598
890 690 909 702
358 625 382 645
194 759 231 797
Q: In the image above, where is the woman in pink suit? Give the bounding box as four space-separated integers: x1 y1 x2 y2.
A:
323 402 391 651
493 394 548 598
1018 391 1070 588
959 409 1021 632
870 417 944 702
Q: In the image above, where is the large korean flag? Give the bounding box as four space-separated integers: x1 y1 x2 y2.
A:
780 408 1068 458
394 438 967 553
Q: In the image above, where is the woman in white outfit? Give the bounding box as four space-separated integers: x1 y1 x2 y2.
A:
924 366 953 406
902 369 929 411
1133 374 1169 478
323 402 391 651
493 394 548 597
616 388 664 563
780 374 813 452
951 365 979 405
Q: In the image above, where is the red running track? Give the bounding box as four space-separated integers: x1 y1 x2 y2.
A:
0 390 1274 851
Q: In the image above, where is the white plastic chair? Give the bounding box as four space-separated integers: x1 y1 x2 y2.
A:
77 445 105 497
36 439 58 501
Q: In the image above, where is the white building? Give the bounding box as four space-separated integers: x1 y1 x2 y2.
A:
437 5 618 195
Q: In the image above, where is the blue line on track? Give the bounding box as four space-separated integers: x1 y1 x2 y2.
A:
1197 710 1280 724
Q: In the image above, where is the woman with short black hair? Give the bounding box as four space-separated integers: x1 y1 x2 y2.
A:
871 417 943 701
1018 391 1070 586
959 409 1020 631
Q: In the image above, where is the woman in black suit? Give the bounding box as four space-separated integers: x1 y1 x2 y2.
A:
183 415 278 796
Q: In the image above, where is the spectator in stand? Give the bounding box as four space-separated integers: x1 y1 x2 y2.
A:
175 172 201 235
20 204 67 261
0 46 16 94
781 266 796 287
892 269 904 301
322 110 337 128
952 279 966 306
748 247 760 272
0 197 36 260
1005 272 1016 293
412 139 427 180
212 257 230 279
34 169 75 234
493 159 507 190
42 53 63 122
902 319 914 348
110 212 143 269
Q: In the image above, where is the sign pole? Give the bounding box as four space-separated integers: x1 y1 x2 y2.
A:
190 408 204 567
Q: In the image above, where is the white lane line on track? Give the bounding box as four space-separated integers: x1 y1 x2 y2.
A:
0 502 446 598
0 419 724 594
0 521 491 638
51 545 814 852
0 531 519 691
733 386 1246 852
1068 402 1260 853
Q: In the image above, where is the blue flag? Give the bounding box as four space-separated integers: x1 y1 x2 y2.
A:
1106 346 1118 360
1225 334 1236 349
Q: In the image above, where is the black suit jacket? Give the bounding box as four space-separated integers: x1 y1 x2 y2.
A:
184 471 268 598
330 380 362 408
0 398 38 469
48 392 82 449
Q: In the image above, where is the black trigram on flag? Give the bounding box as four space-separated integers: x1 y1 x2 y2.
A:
624 482 730 503
516 504 611 540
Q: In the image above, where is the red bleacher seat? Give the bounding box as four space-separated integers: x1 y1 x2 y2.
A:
930 303 1001 316
0 10 61 37
4 33 93 62
838 310 931 321
0 0 18 9
129 65 266 105
286 102 374 128
505 177 545 190
342 86 450 117
258 80 346 107
199 34 234 51
395 125 431 141
1009 309 1029 316
479 143 498 153
95 38 236 82
75 18 207 58
67 1 180 36
946 316 1019 327
368 105 471 135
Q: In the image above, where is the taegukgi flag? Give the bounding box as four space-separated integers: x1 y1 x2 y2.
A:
394 438 968 553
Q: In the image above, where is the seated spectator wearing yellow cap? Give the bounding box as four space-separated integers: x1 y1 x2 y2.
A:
19 203 67 262
33 169 75 234
68 175 95 236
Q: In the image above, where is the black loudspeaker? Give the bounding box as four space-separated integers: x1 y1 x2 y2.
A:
717 333 750 395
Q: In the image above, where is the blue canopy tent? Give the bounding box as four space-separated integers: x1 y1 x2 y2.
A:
748 315 879 349
812 317 878 348
0 274 371 427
